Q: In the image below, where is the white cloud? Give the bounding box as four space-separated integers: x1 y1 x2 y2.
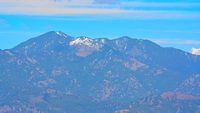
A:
191 48 200 55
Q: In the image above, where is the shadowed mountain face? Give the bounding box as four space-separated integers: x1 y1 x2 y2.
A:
0 31 200 113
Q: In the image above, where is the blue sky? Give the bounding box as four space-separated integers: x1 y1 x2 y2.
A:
0 0 200 53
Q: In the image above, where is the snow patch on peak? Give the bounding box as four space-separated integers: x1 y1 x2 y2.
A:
55 31 68 38
70 37 94 46
55 31 61 35
100 39 106 43
191 48 200 55
69 37 103 49
95 38 108 44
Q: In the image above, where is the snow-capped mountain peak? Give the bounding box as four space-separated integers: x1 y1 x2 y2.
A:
69 37 103 49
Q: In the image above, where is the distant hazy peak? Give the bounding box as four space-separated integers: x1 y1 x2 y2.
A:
118 36 131 40
41 31 70 38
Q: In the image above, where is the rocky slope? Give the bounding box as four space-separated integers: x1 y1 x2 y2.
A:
0 31 200 113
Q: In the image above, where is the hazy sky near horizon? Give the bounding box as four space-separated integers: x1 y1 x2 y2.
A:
0 0 200 52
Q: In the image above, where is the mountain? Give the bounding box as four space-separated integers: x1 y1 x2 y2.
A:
0 31 200 113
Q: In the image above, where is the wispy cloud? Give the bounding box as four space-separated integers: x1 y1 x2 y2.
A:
94 0 119 4
121 1 200 8
0 0 130 15
0 0 200 19
0 7 132 15
152 39 200 45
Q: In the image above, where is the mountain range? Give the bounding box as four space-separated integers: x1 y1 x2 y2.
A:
0 31 200 113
